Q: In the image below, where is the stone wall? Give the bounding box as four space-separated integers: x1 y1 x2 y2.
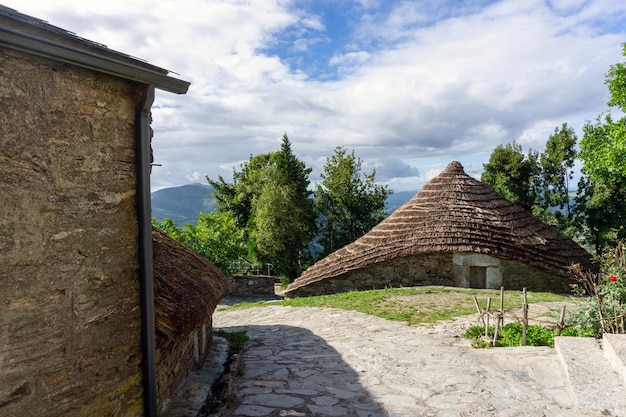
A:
288 252 573 297
0 49 146 416
289 253 457 297
452 252 503 288
156 323 212 413
500 258 573 293
228 275 276 294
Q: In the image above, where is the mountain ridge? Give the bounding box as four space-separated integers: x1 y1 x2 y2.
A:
151 184 416 225
151 183 217 225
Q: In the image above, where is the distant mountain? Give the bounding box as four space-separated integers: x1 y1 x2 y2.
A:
385 190 416 214
151 183 217 225
151 183 416 225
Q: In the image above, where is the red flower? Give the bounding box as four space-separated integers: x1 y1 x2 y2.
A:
610 275 617 282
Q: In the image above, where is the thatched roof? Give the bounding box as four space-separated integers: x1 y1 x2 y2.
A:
286 161 593 294
153 227 229 340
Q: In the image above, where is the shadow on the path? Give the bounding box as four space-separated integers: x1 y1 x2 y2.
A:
217 324 388 417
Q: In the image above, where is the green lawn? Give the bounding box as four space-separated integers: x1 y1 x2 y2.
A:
220 286 578 326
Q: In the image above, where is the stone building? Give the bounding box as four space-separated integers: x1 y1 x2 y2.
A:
0 6 225 417
285 161 595 298
153 228 229 414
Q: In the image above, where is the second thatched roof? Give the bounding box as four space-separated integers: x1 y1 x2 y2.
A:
153 227 229 340
286 161 593 295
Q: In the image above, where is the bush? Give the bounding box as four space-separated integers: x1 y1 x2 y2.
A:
499 323 523 346
464 323 562 348
462 325 494 340
569 239 626 336
499 323 556 347
560 326 595 337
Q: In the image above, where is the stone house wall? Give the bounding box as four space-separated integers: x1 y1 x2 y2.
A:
0 48 146 416
288 252 573 297
289 253 456 297
500 258 573 293
156 323 212 413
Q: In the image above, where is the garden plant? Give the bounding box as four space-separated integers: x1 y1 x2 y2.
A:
568 238 626 337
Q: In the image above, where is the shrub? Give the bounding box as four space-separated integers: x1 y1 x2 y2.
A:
560 326 594 337
569 239 626 336
462 325 494 340
499 323 556 347
464 323 559 347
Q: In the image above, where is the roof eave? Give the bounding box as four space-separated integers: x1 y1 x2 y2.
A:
0 26 190 94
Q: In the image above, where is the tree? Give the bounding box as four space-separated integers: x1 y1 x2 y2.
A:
537 123 577 231
207 134 316 279
314 146 392 257
606 43 626 110
250 165 314 278
152 212 246 274
152 217 187 242
187 212 247 274
575 44 626 253
577 115 626 253
207 152 273 229
481 141 540 213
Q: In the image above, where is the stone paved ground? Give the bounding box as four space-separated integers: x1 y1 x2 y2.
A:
213 305 591 417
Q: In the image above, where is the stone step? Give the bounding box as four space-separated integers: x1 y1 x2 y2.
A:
603 333 626 388
555 336 626 416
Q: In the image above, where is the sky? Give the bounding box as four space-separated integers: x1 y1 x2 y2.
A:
4 0 626 192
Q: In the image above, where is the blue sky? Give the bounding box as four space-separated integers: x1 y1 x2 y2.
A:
262 1 354 80
4 0 626 191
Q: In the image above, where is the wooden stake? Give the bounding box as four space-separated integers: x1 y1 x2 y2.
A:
492 287 504 346
473 295 481 315
473 294 484 326
557 305 566 336
522 287 528 346
485 297 492 337
493 313 499 347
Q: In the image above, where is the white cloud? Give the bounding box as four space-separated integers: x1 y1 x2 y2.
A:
5 0 625 192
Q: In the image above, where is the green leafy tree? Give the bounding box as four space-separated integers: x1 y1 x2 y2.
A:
481 141 540 213
577 115 626 252
576 44 626 253
152 212 246 274
607 44 626 110
186 212 247 273
152 217 187 242
536 123 577 232
207 134 316 279
207 152 273 229
250 166 314 278
314 146 392 257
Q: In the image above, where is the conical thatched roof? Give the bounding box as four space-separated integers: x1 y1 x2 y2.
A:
286 161 593 295
153 227 229 340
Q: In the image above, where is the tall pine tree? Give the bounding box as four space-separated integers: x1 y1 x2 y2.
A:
207 134 316 279
314 146 391 258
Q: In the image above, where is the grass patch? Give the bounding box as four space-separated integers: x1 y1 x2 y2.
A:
220 286 576 326
214 329 249 354
203 329 248 415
